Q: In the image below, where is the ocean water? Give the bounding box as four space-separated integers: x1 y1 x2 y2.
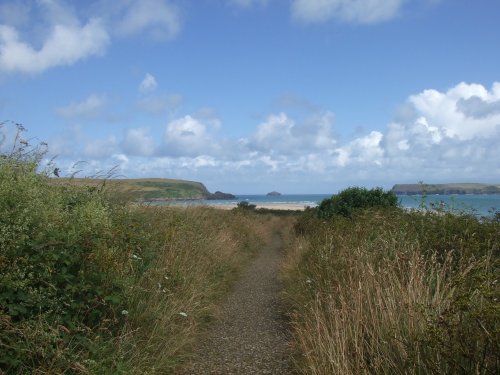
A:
158 193 500 217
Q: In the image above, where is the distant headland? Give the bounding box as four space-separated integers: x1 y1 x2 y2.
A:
392 183 500 195
51 177 236 202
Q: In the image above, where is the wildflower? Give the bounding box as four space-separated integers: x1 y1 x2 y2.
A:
121 310 129 316
179 312 188 317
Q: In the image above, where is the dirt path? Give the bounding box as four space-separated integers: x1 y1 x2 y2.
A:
179 233 293 374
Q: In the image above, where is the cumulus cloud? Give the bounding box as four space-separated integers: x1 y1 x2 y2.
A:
404 82 500 141
291 0 404 24
0 18 109 73
380 81 500 182
56 94 107 119
0 0 182 75
335 131 384 166
253 113 296 153
139 73 158 93
161 115 217 157
42 81 500 192
251 111 336 155
457 96 500 119
121 128 155 156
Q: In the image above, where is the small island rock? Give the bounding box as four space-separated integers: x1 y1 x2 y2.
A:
266 191 282 196
207 191 236 200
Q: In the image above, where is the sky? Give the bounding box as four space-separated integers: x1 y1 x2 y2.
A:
0 0 499 194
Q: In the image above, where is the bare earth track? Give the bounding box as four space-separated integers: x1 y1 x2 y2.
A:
179 233 293 374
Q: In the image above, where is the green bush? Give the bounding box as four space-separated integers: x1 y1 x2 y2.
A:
237 200 256 210
317 186 399 219
0 133 137 372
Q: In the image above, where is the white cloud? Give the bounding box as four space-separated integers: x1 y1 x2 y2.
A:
291 0 404 24
405 82 500 140
43 82 500 192
122 128 155 156
254 113 296 153
252 111 336 154
162 115 217 157
0 0 182 75
113 0 180 40
139 73 158 93
0 17 109 74
380 81 500 182
334 131 384 166
56 94 107 119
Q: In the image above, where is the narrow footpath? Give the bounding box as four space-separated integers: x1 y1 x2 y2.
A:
179 233 293 374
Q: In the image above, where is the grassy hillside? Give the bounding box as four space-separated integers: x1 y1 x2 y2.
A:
392 183 500 195
52 177 212 201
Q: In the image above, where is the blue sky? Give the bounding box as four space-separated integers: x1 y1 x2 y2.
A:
1 0 499 194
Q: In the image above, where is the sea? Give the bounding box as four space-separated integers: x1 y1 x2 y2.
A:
157 193 500 218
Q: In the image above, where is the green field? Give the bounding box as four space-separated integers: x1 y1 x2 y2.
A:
52 177 212 201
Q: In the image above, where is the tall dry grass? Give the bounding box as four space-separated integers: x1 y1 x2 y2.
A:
0 130 279 374
116 206 278 374
283 209 499 374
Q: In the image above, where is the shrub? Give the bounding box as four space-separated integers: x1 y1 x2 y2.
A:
317 186 399 219
237 200 256 210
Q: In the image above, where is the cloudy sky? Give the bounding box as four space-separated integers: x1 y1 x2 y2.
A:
1 0 499 194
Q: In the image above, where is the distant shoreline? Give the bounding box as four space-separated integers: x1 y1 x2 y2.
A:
392 183 500 195
149 201 309 211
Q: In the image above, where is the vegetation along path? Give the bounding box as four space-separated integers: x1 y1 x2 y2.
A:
179 232 293 374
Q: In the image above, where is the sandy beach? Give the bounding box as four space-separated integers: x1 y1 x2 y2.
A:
208 203 308 211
